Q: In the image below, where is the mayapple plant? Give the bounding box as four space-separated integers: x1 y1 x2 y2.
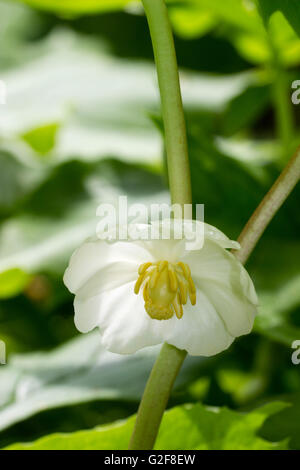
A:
64 0 300 451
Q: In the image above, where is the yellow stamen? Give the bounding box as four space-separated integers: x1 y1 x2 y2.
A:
149 268 159 288
134 272 147 294
134 260 197 321
143 282 149 302
190 291 197 306
138 262 152 275
173 293 184 319
177 261 191 278
188 277 196 294
178 280 187 305
158 260 168 272
168 268 178 292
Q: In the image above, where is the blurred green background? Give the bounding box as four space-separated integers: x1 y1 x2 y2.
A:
0 0 300 450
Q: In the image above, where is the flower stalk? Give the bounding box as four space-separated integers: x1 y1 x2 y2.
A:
129 343 187 450
141 0 192 208
272 67 294 159
234 146 300 265
129 0 191 450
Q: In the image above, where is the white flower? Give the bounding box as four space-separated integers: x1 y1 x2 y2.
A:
63 220 258 356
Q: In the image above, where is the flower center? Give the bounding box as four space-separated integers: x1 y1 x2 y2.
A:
134 260 196 320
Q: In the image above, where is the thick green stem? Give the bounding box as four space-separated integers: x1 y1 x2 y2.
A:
129 0 191 450
234 146 300 265
142 0 192 207
129 343 186 450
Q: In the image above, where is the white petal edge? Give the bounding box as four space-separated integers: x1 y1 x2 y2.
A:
181 239 258 305
64 238 154 294
74 281 166 354
76 261 138 301
161 288 234 356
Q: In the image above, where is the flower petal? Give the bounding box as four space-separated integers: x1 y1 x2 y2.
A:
74 295 102 334
197 278 256 337
75 281 165 354
76 261 138 300
204 223 240 250
182 241 257 337
181 239 254 294
162 289 234 356
63 238 153 294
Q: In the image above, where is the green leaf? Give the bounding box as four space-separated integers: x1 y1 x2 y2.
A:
168 1 300 67
189 132 269 239
257 0 300 37
1 29 254 165
0 150 44 216
0 332 203 433
254 1 300 65
189 125 300 240
0 269 32 299
0 29 160 165
14 1 200 18
170 5 216 39
255 274 300 347
155 402 288 450
259 394 300 450
0 1 42 69
217 369 267 406
220 84 271 136
22 123 60 155
14 0 134 16
184 0 264 36
5 401 289 450
233 33 271 65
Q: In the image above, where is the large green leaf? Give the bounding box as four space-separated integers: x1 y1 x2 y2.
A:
0 332 203 433
169 0 300 67
190 0 264 35
0 150 45 216
189 131 273 239
169 5 217 39
255 274 300 347
257 0 300 37
0 28 253 165
0 1 43 69
0 30 160 165
11 0 300 67
0 269 32 299
14 0 134 16
220 84 271 136
5 401 289 450
168 0 265 40
13 0 189 17
259 394 300 450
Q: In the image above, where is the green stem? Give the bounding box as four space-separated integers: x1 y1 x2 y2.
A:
273 67 294 159
234 146 300 265
129 343 187 450
265 19 294 161
142 0 192 207
129 0 191 450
